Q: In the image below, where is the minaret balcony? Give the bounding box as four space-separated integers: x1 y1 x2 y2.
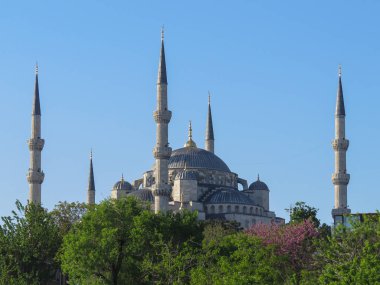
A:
153 146 172 159
332 139 349 151
153 110 172 124
332 173 350 185
28 138 45 151
152 183 172 197
27 169 45 184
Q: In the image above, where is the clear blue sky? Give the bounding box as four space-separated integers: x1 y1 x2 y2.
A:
0 1 379 224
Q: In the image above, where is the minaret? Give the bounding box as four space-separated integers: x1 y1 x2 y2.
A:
27 64 45 204
152 28 172 213
205 93 214 153
87 150 96 205
332 66 351 223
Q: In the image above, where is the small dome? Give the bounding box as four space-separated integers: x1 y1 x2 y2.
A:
205 189 253 205
113 176 133 191
175 169 198 180
128 188 154 202
248 176 269 191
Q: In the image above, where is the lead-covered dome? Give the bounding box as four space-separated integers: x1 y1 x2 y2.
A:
248 176 269 191
113 176 133 191
169 147 231 172
205 189 253 205
128 188 154 202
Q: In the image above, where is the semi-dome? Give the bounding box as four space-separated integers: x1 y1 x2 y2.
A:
169 147 231 172
113 176 133 191
175 169 198 180
205 189 253 205
128 188 154 202
248 176 269 191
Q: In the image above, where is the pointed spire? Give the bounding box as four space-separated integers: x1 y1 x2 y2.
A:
206 92 214 141
121 173 124 182
184 121 197 148
336 65 346 116
32 63 41 115
157 27 167 84
88 150 95 192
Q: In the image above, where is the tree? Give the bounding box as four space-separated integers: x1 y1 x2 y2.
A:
246 220 319 284
0 201 60 285
316 214 380 284
190 233 289 285
50 201 87 237
59 198 203 285
288 201 320 228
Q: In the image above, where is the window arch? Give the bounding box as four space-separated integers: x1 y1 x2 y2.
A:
218 205 223 213
210 205 215 214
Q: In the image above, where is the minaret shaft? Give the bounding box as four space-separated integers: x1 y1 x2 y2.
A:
332 69 350 219
27 68 44 204
152 32 172 213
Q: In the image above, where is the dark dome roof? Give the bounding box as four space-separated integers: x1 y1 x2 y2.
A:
248 179 269 191
205 189 253 205
113 179 133 191
169 147 231 172
175 169 198 180
128 188 154 202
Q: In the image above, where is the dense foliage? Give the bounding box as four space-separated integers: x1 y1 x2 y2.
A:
0 199 379 284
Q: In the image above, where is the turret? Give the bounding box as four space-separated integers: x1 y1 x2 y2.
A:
87 151 96 205
27 64 45 204
332 66 351 224
152 29 172 213
205 93 214 153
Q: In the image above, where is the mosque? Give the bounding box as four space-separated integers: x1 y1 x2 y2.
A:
26 31 351 228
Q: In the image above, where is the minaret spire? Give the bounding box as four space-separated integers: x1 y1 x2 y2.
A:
152 29 172 213
332 65 351 225
205 92 215 153
87 150 96 205
27 64 45 204
157 26 167 85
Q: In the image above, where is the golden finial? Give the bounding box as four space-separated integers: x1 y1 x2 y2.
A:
338 65 342 77
184 120 197 148
188 121 192 140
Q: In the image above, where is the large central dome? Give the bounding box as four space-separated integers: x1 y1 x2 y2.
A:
168 147 231 172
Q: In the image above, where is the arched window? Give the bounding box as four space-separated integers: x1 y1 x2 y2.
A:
252 219 256 225
235 205 239 213
243 206 247 214
218 205 223 213
210 205 215 214
250 207 253 214
255 208 258 215
227 205 231 213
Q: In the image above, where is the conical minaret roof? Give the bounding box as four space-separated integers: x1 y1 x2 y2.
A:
157 28 167 84
32 63 41 115
336 66 345 116
206 93 214 140
88 151 95 191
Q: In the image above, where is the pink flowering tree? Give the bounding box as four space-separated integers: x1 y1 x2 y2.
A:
245 220 319 279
